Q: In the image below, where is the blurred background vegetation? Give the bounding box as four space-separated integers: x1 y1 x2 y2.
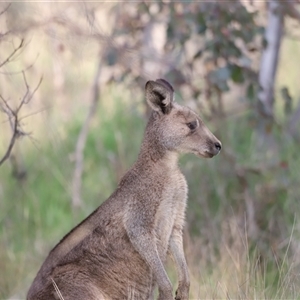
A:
1 1 300 299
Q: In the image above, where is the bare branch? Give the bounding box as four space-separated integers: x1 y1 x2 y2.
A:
0 39 24 69
18 106 52 122
0 74 43 167
0 97 19 166
258 0 284 118
0 95 12 115
18 71 43 110
0 95 15 129
0 53 39 75
71 54 102 209
0 3 11 18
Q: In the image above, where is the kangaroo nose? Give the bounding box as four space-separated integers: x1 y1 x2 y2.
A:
215 142 222 151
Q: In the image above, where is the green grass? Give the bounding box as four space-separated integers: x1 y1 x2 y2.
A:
1 4 300 298
0 89 146 298
1 92 300 298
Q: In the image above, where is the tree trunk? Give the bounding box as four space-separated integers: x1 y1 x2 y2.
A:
246 0 284 251
258 0 283 118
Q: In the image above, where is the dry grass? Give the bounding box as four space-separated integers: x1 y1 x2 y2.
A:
182 218 300 300
1 3 300 300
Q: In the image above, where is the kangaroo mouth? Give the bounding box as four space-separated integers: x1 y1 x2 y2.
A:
192 150 214 158
204 151 215 158
200 151 215 158
193 148 220 158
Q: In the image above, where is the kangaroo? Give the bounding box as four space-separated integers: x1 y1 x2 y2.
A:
27 79 221 300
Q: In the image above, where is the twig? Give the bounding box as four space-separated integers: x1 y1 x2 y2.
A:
71 54 102 209
18 106 52 122
0 39 24 68
0 52 39 75
21 71 43 106
0 105 18 166
51 278 65 300
0 73 43 167
0 3 11 18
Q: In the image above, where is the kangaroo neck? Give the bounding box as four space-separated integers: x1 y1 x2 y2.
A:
135 113 180 170
136 137 179 171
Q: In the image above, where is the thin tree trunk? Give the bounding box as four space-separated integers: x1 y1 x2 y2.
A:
71 55 102 209
258 0 283 118
256 0 283 153
247 0 284 246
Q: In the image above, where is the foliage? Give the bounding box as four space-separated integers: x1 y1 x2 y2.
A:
1 2 300 299
1 89 300 298
101 1 300 268
106 1 263 112
0 92 143 297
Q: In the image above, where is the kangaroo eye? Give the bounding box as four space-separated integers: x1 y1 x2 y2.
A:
187 120 198 130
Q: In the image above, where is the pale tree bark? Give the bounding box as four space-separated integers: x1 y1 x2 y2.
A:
248 0 284 246
71 56 102 209
258 0 284 118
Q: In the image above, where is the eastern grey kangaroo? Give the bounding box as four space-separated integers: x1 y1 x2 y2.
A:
27 79 221 300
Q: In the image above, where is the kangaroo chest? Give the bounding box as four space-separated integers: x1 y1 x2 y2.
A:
154 172 188 258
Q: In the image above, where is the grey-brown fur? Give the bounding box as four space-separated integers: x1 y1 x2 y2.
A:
27 79 221 300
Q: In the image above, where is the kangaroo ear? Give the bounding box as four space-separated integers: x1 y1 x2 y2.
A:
145 79 174 115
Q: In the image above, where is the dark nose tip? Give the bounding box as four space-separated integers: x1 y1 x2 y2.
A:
215 142 222 151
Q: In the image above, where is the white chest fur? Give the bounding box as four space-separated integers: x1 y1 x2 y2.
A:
154 172 188 260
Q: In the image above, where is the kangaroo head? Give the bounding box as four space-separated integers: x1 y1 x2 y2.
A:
145 79 221 158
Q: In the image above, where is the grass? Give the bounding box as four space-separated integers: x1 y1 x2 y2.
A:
1 85 300 299
0 87 145 298
0 6 300 296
